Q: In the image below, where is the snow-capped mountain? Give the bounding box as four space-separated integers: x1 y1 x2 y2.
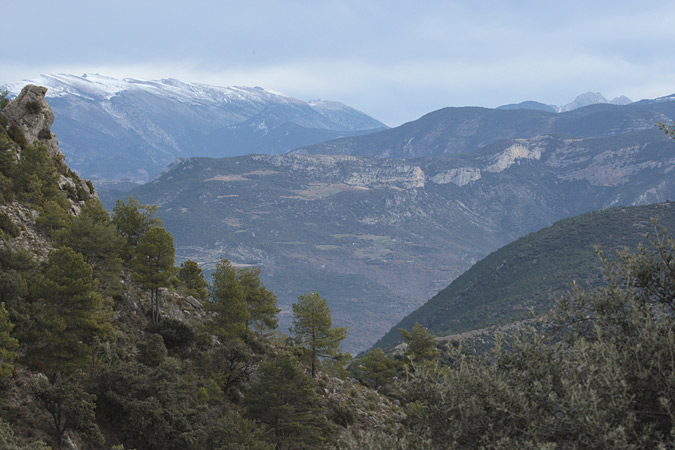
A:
1 74 386 183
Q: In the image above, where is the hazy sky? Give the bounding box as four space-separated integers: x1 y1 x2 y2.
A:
3 0 675 126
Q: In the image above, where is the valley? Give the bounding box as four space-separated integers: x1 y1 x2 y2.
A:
128 130 675 352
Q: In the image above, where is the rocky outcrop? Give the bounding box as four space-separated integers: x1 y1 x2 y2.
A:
2 85 96 203
3 85 61 160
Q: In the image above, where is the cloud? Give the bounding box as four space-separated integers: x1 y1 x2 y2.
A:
3 1 675 125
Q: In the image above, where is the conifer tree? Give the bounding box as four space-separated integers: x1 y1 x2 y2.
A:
12 142 62 206
291 291 347 378
176 259 208 300
245 353 329 449
400 323 440 369
205 258 249 341
111 196 161 261
55 198 124 294
239 266 279 333
357 348 397 391
31 374 104 449
131 226 175 325
30 247 112 377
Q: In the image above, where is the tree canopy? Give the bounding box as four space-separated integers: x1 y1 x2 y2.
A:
291 292 347 378
131 226 175 324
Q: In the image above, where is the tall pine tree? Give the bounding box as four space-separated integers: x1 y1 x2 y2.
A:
131 227 175 325
291 292 347 378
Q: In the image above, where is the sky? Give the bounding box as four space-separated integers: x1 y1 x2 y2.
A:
2 0 675 126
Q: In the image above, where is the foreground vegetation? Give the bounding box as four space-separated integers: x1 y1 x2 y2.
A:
348 224 675 448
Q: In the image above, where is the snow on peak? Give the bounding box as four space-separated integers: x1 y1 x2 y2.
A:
1 73 300 106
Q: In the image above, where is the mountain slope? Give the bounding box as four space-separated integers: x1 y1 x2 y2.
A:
126 130 675 352
1 74 386 182
374 202 675 349
294 99 675 159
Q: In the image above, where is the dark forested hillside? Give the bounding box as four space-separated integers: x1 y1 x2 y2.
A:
375 202 675 349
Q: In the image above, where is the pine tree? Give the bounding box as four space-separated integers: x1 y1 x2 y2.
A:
357 348 397 391
239 267 279 333
291 292 347 378
31 374 104 449
30 247 113 377
55 198 124 295
400 323 439 369
131 227 175 325
111 196 162 261
176 259 208 300
245 353 329 449
205 259 249 341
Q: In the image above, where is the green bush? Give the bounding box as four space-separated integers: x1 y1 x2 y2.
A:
7 125 26 149
25 100 40 115
396 225 675 449
147 318 195 353
0 212 19 238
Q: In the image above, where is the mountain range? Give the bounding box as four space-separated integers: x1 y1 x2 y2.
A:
1 74 386 183
5 75 675 352
126 125 675 352
294 98 675 158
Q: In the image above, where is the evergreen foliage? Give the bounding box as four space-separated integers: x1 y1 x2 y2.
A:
0 248 35 338
291 292 347 378
31 374 104 449
245 353 330 449
111 196 162 261
95 357 215 450
0 302 18 379
34 199 71 240
0 418 48 449
205 339 256 398
12 142 63 206
0 212 19 238
131 226 175 324
54 198 124 295
355 348 397 392
399 323 440 369
0 90 9 111
392 225 675 448
28 247 112 377
239 266 280 333
176 259 208 300
205 259 249 341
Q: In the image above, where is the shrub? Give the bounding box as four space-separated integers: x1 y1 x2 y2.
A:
0 212 19 238
25 100 40 115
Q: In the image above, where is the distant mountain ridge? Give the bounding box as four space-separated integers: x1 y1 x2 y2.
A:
498 91 635 113
295 97 675 159
1 74 387 183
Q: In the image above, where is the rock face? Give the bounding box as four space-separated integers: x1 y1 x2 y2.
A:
0 85 98 257
3 85 61 160
2 84 96 202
